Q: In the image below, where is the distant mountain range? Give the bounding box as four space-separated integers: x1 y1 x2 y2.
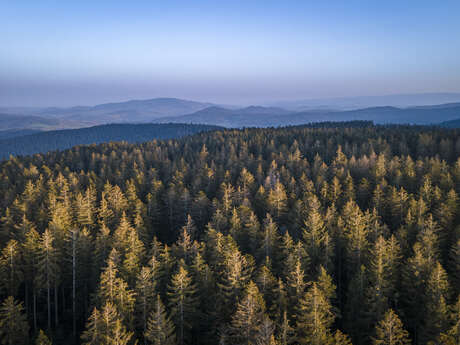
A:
0 98 215 136
268 93 460 111
2 96 460 135
0 113 91 132
153 102 460 127
32 97 214 123
0 123 222 159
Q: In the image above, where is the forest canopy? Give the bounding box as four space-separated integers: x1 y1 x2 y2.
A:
0 122 459 345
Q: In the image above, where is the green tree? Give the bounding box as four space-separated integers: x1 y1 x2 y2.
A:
135 266 157 339
437 296 460 345
97 250 136 324
35 330 52 345
81 302 133 345
0 296 29 345
167 264 198 345
0 239 23 297
145 295 176 345
229 281 266 345
330 330 353 345
37 229 59 330
296 282 335 345
372 309 410 345
258 214 279 262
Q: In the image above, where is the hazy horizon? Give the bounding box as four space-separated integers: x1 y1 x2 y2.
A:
3 92 460 110
2 1 460 107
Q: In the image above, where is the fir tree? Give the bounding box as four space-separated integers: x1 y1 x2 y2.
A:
167 264 198 345
229 281 266 345
145 295 176 345
35 330 52 345
372 309 410 345
0 296 29 345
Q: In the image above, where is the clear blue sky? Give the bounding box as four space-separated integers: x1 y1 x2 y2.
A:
1 0 460 106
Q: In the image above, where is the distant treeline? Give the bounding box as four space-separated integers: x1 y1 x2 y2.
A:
0 123 222 159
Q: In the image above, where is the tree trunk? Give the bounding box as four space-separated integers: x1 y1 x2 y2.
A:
72 230 77 339
55 280 59 326
33 288 37 331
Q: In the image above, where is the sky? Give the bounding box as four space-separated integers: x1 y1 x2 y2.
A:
1 0 460 107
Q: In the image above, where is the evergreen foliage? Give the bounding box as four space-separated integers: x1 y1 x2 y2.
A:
0 123 459 344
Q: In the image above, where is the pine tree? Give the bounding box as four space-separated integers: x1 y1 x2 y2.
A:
114 213 145 285
0 239 23 297
97 249 136 324
277 310 294 345
35 330 52 345
255 263 278 316
296 282 335 345
81 302 133 345
267 181 288 223
135 266 156 339
437 295 460 345
175 215 197 264
423 261 450 343
23 227 40 330
75 186 96 229
0 296 29 345
256 316 277 345
81 307 104 345
217 246 253 319
145 295 176 345
37 229 59 330
229 281 266 345
372 309 410 345
366 236 401 325
167 264 198 345
449 238 460 289
344 265 369 344
286 258 307 321
258 214 279 262
95 222 113 276
341 200 369 275
330 330 353 345
302 194 328 272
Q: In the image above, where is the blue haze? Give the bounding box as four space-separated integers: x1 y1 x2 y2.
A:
1 0 460 106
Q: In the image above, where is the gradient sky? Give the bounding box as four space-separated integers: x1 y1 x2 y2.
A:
1 0 460 106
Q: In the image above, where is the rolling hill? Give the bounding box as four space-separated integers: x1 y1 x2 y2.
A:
438 118 460 128
153 103 460 127
269 92 460 111
33 98 215 123
0 113 92 133
0 123 222 159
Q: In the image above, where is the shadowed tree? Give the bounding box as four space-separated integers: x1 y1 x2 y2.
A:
145 295 176 345
0 296 29 345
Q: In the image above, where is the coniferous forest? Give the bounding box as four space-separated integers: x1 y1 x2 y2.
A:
0 122 459 345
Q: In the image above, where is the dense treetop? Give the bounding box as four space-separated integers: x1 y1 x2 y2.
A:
0 122 459 344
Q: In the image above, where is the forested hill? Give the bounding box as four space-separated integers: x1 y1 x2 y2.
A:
0 123 222 159
0 123 459 345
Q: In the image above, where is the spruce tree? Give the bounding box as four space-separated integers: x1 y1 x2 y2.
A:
35 330 52 345
229 281 266 345
81 302 133 345
0 296 29 345
296 282 335 345
0 239 23 297
372 309 410 345
167 264 198 345
37 229 59 330
145 295 176 345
